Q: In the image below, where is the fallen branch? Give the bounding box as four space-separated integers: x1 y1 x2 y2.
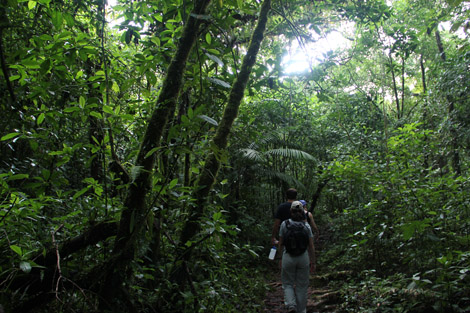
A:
8 221 117 313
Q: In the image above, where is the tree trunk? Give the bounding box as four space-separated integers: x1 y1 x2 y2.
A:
389 54 401 119
179 0 271 246
171 0 272 295
0 28 15 106
401 56 405 118
98 0 212 308
420 54 430 170
435 30 446 61
309 177 328 213
435 30 461 175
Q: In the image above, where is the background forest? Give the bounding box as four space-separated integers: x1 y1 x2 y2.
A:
1 0 469 312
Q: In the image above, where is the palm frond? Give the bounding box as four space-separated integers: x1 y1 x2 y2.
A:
266 148 316 161
239 148 265 162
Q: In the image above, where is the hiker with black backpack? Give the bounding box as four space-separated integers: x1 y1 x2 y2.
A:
271 188 298 246
278 201 316 313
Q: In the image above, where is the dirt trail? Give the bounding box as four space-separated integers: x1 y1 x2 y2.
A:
263 262 339 313
264 228 340 313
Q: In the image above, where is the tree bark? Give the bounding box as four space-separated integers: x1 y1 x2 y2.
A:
309 178 328 213
389 55 401 119
420 54 430 170
171 1 272 296
98 0 212 308
0 28 15 105
435 30 461 175
401 56 405 118
435 30 446 61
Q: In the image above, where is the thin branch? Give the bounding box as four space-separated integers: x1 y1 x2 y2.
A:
52 224 64 302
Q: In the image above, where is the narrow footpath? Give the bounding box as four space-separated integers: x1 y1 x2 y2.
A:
263 262 340 313
263 228 341 312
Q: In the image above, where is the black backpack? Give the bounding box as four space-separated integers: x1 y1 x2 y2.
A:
283 220 309 256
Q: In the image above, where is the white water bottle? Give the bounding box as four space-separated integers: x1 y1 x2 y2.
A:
268 246 277 260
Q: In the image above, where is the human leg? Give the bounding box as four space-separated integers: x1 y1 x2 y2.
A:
294 252 310 313
281 253 297 311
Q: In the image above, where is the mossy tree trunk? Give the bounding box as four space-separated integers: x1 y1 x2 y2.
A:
178 0 271 266
98 0 211 309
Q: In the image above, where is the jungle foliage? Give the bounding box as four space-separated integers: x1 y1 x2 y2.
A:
0 0 469 312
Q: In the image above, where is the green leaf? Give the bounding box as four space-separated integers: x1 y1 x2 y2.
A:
37 113 45 125
207 49 220 55
79 96 86 108
311 24 321 35
8 174 29 180
112 81 120 93
266 148 316 161
52 11 63 29
21 58 40 68
20 261 32 273
10 245 23 256
63 12 75 26
205 32 212 44
197 115 218 126
205 53 224 67
89 111 102 119
213 211 222 221
1 132 20 141
168 178 178 189
64 107 80 113
28 0 36 9
207 77 230 88
58 31 72 39
40 59 51 75
144 147 160 159
73 186 90 200
151 37 160 46
103 105 114 115
450 21 463 32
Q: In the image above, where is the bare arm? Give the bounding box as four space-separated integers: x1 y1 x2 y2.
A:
308 237 316 273
271 218 281 245
308 212 319 238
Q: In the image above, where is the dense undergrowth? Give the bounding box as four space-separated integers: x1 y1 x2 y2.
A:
314 125 470 312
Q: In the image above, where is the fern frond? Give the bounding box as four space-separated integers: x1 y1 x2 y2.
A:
239 148 264 162
266 148 316 161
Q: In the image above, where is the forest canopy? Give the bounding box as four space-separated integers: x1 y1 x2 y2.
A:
1 0 469 312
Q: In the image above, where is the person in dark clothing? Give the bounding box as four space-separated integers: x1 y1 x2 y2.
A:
271 188 297 245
